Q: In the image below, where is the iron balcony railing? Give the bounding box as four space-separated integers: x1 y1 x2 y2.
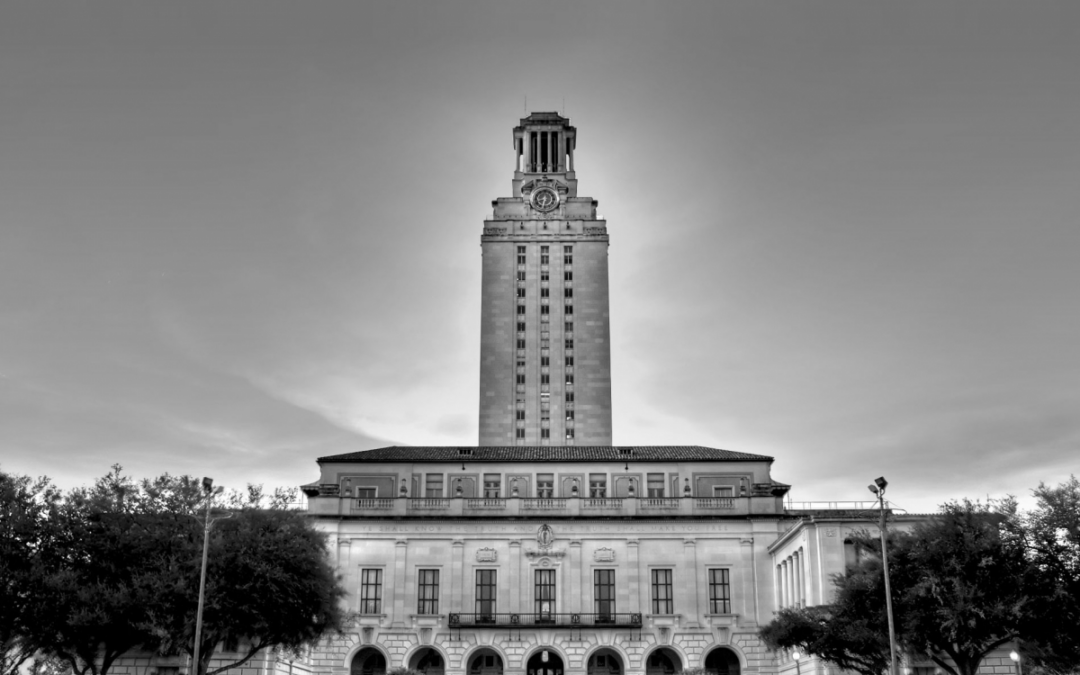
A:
449 612 642 628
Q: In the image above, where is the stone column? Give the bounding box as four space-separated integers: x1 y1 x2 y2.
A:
796 551 803 606
781 559 789 608
627 539 640 614
557 133 566 172
682 539 699 624
523 132 531 172
392 539 408 627
451 539 465 615
509 540 521 614
569 539 582 613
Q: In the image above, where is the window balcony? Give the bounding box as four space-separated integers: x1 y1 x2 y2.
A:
449 612 642 629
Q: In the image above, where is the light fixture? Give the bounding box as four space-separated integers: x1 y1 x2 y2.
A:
870 476 898 675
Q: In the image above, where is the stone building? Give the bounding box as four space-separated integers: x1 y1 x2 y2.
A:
294 113 919 675
116 112 1015 675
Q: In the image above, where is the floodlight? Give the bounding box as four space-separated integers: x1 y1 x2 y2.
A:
875 476 888 490
868 484 879 494
201 477 214 493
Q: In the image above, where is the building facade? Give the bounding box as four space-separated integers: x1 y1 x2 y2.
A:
111 112 1010 675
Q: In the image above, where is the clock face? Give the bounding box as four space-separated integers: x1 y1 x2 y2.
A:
532 188 559 212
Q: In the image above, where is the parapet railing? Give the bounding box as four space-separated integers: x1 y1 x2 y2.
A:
449 612 642 628
306 495 785 517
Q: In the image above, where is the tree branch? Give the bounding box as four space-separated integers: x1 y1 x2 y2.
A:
205 640 271 675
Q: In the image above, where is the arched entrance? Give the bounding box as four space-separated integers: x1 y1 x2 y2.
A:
350 649 386 675
527 649 564 675
410 649 445 675
704 649 740 675
645 649 680 675
587 648 623 675
468 649 504 675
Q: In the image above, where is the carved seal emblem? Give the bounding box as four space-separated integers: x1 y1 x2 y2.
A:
537 524 555 548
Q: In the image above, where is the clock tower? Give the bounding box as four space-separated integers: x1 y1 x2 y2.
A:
479 112 612 446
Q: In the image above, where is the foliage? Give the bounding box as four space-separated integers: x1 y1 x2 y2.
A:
758 603 889 675
1017 477 1080 674
0 470 60 675
760 500 1056 675
5 466 342 675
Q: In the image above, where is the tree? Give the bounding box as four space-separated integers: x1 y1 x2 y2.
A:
1018 477 1080 674
758 603 889 675
761 500 1047 675
147 506 346 675
0 470 60 675
26 467 187 675
11 467 345 675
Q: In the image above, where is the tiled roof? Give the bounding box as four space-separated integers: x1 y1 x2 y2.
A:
318 445 772 463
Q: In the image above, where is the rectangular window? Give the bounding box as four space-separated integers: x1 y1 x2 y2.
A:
566 374 574 384
565 410 575 421
516 338 526 349
541 305 550 315
564 271 573 282
565 356 574 366
708 569 731 614
564 288 573 298
565 322 573 332
516 374 525 384
541 271 549 281
517 255 526 265
565 304 573 315
541 374 550 384
484 474 500 498
589 473 607 498
517 322 526 332
417 570 439 615
476 569 496 620
566 428 575 439
516 428 525 439
564 245 573 253
541 355 550 366
517 245 526 253
516 410 525 420
535 569 556 619
537 473 553 498
565 392 575 403
541 287 549 298
714 486 735 498
517 287 525 298
360 569 382 614
540 428 550 439
564 255 572 265
565 339 573 349
595 569 615 620
356 487 377 499
651 569 674 614
541 245 549 253
425 474 443 498
541 254 550 265
517 305 526 315
517 271 526 281
647 473 664 498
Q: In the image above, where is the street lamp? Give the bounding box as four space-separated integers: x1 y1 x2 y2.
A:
1010 650 1022 675
867 477 898 675
791 651 801 675
191 477 227 675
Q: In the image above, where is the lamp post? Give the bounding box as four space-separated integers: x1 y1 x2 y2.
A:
792 651 801 675
1010 650 1022 675
868 477 898 675
191 477 226 675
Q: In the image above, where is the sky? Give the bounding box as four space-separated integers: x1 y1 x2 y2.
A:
1 1 1077 514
